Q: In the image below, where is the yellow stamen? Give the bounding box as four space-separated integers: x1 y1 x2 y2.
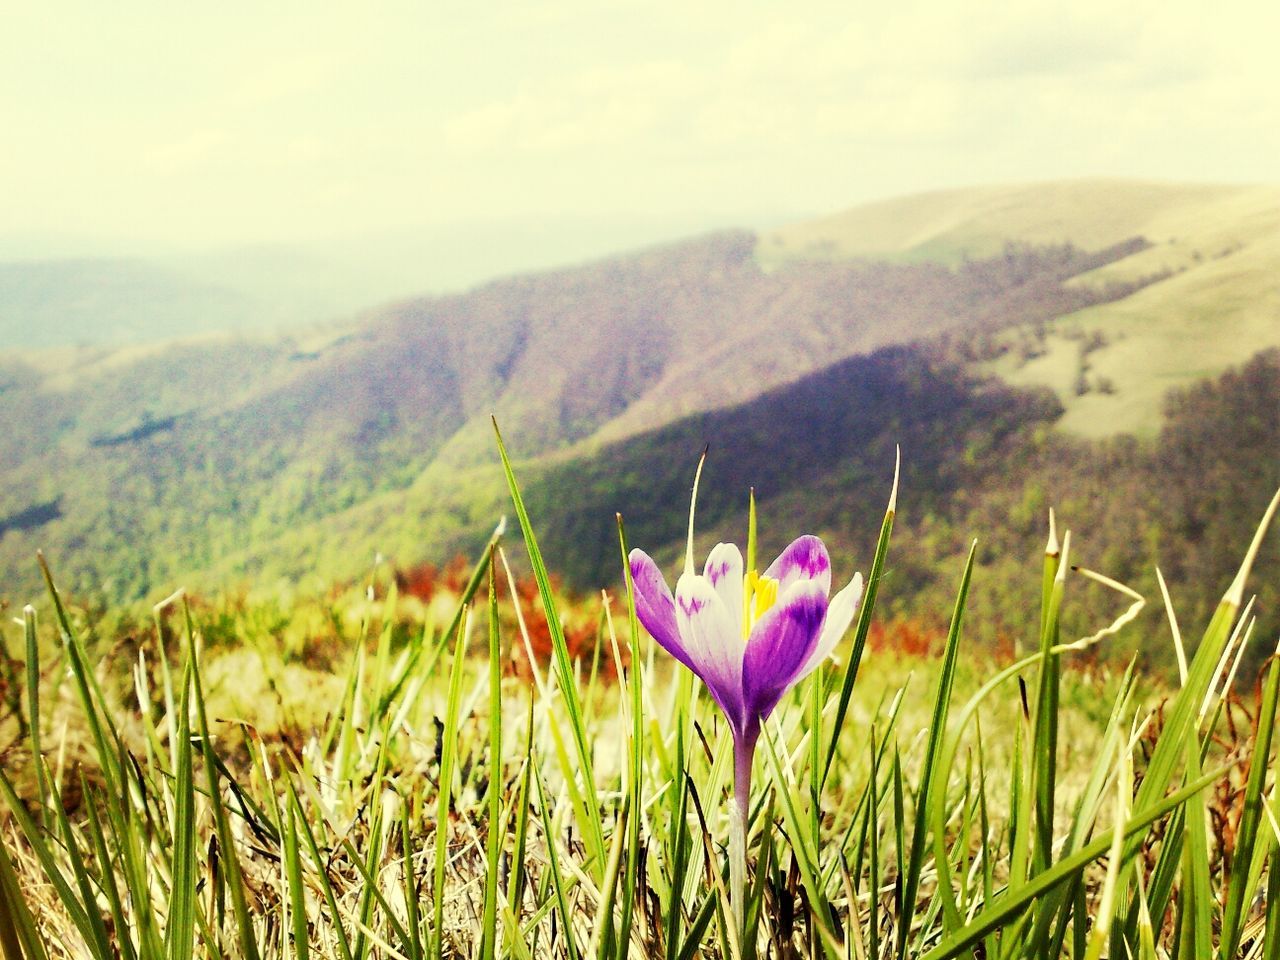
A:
743 571 779 637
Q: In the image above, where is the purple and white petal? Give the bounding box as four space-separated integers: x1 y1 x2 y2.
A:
741 580 828 726
675 571 746 732
629 549 699 675
703 542 745 639
764 535 833 598
794 572 864 685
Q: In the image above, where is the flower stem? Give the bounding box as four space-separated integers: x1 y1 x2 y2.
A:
730 730 757 960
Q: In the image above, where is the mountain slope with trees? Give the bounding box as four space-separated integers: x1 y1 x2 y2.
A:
0 179 1274 652
0 229 1147 602
519 344 1280 664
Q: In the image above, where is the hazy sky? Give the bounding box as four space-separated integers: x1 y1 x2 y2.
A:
4 0 1277 257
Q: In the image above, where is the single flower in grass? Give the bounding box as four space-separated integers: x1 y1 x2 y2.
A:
626 457 863 953
628 534 863 750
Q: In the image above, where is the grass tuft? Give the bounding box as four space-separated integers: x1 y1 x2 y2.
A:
0 454 1277 958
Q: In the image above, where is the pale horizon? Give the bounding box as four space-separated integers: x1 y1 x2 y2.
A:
4 0 1277 269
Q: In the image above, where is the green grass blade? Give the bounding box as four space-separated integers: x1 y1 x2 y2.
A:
78 783 139 960
615 513 645 960
0 833 49 960
1030 531 1065 876
508 696 536 916
335 832 414 955
760 723 844 960
823 457 897 789
283 803 311 960
1179 736 1213 959
432 610 470 960
928 651 1043 938
1008 683 1031 897
590 796 628 960
897 539 977 958
401 794 425 960
481 552 503 960
0 767 103 953
921 763 1227 960
165 660 197 960
351 726 393 958
1037 663 1138 955
867 729 882 960
674 891 720 960
187 603 263 960
891 747 906 941
534 762 581 960
1219 649 1280 958
288 783 355 960
22 606 50 821
663 763 692 960
493 418 605 871
1263 839 1280 960
37 552 123 796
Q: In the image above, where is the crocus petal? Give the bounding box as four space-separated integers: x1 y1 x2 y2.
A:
675 571 746 732
764 535 832 598
629 549 699 675
741 580 828 726
795 572 864 684
703 542 745 639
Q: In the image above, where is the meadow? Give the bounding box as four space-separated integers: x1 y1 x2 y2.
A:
1 429 1278 959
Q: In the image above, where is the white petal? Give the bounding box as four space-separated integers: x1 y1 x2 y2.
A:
674 571 745 724
703 542 744 639
797 572 864 682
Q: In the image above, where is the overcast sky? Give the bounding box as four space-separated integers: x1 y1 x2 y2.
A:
4 0 1277 258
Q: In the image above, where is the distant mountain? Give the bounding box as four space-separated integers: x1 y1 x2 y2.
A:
0 228 1144 600
0 259 257 347
0 250 387 349
762 179 1280 436
0 179 1275 661
0 212 775 350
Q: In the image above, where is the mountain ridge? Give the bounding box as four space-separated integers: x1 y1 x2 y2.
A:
0 179 1274 635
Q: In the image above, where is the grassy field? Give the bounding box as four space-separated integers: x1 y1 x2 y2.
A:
0 435 1278 959
981 229 1280 437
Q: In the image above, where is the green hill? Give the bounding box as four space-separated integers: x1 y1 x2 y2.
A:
519 345 1280 663
758 180 1274 267
0 229 1140 603
0 179 1275 651
759 179 1280 436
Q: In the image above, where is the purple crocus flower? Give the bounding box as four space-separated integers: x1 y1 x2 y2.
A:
628 534 863 750
625 462 864 949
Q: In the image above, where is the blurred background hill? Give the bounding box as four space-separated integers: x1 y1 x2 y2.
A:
1 178 1276 661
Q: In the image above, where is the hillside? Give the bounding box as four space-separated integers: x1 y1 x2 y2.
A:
0 259 257 347
0 229 1142 603
0 179 1274 632
760 179 1280 436
519 345 1280 662
0 249 400 349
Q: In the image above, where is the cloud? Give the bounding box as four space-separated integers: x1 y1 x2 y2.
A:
966 26 1130 80
4 0 1277 249
141 129 230 175
225 49 354 108
442 60 695 155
